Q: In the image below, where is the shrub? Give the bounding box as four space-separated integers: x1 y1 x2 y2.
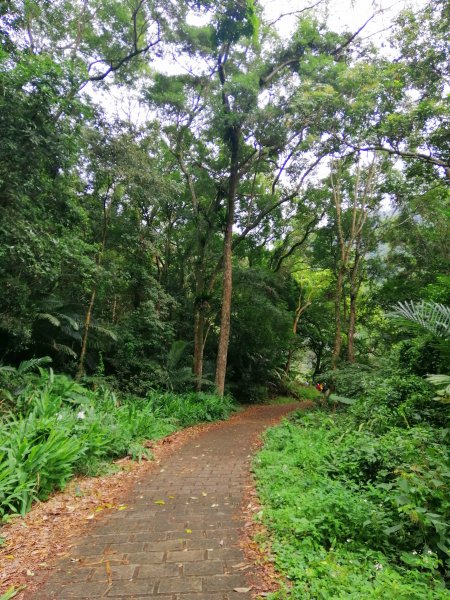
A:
0 370 236 517
254 411 449 598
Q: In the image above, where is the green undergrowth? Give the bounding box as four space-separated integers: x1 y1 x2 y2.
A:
0 369 235 518
254 410 450 599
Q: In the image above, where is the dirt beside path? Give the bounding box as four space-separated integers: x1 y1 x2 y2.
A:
15 402 301 600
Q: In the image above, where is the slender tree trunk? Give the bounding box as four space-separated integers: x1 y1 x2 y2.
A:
215 132 239 397
347 292 357 363
193 306 206 391
347 249 362 363
312 344 323 379
332 265 345 369
76 288 97 379
285 294 311 375
76 188 110 380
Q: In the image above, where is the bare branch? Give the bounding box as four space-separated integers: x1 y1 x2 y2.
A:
268 0 325 26
331 13 377 57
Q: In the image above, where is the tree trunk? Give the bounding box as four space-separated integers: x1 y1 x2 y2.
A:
332 265 345 369
285 294 312 375
312 343 323 379
347 248 362 363
347 292 357 363
76 188 110 380
193 305 206 391
215 131 239 397
76 288 97 380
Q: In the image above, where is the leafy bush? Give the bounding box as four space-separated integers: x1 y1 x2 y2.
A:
254 411 450 598
320 363 377 398
349 373 445 430
0 369 236 518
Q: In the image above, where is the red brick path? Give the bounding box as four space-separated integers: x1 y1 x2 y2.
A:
27 403 299 599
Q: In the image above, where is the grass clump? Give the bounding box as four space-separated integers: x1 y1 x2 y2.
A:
0 368 235 518
254 409 449 598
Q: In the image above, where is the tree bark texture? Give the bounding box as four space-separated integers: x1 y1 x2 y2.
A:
215 129 239 396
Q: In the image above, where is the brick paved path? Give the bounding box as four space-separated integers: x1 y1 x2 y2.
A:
28 403 299 600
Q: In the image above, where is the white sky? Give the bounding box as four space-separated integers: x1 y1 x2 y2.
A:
263 0 424 37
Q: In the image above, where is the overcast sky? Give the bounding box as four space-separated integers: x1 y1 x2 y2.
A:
263 0 424 37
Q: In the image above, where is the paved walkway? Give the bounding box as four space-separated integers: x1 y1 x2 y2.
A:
27 403 299 600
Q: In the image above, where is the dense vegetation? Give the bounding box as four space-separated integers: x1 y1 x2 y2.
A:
0 0 449 592
0 361 235 518
256 405 449 597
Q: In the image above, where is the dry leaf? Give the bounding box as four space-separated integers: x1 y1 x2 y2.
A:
154 500 165 505
234 587 252 593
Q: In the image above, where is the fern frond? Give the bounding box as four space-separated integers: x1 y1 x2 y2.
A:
51 343 78 359
36 313 61 328
16 356 52 374
89 324 118 341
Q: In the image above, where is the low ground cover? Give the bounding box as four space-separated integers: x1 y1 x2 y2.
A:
0 368 235 518
254 392 449 598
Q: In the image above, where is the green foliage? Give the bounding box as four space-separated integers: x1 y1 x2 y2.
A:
0 370 236 518
254 410 450 598
227 268 293 401
389 301 450 340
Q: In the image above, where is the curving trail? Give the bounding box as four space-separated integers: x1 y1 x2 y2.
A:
27 403 300 600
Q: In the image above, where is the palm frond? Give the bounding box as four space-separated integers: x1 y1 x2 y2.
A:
388 301 450 339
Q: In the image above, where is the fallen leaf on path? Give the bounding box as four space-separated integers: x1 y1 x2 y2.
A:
231 562 250 570
233 587 252 593
154 500 165 505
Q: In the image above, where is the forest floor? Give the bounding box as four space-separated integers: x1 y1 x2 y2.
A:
2 401 308 600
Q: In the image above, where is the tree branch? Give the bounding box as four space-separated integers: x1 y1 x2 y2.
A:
344 141 450 174
273 212 324 272
268 1 325 26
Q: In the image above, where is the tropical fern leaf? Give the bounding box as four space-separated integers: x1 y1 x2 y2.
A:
16 356 52 374
57 314 80 331
90 324 118 341
51 342 78 359
36 313 61 328
167 340 188 371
